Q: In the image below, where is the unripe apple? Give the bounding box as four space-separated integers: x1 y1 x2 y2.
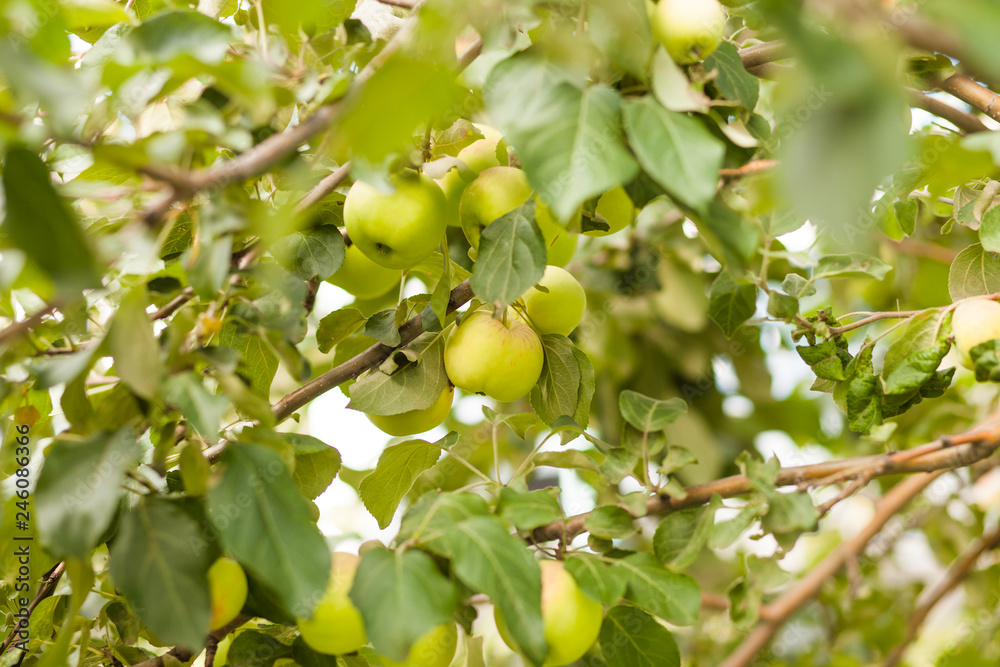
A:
208 556 248 631
444 309 544 402
457 123 506 174
518 266 587 336
379 623 458 667
436 167 466 228
366 386 454 436
952 299 1000 369
327 244 402 301
345 173 448 270
650 0 727 65
585 186 634 237
298 552 368 655
495 560 603 667
460 167 578 265
459 166 533 239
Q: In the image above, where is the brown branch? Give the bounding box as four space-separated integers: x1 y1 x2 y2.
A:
0 562 65 656
737 41 789 70
295 162 352 213
719 471 945 667
270 279 474 423
936 74 1000 123
130 615 249 667
826 310 922 336
890 237 961 264
719 160 779 179
0 301 60 347
531 423 1000 543
907 89 989 134
882 523 1000 667
151 288 194 320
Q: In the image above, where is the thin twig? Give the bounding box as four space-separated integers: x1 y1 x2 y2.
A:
0 301 60 347
295 162 352 213
827 310 922 336
151 288 194 320
719 471 945 667
907 89 989 134
0 562 65 655
130 615 249 667
737 41 789 70
531 420 1000 543
882 523 1000 667
719 160 779 179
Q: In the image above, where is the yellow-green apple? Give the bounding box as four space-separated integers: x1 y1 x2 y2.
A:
444 309 544 402
534 202 579 267
208 556 248 630
366 386 454 436
952 299 1000 369
298 553 368 655
345 173 448 269
327 244 402 300
457 123 506 174
379 623 458 667
494 560 603 667
650 0 727 65
436 167 467 228
518 266 587 336
585 186 635 237
459 166 533 243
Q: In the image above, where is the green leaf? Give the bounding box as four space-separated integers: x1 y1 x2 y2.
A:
470 200 547 306
271 226 345 281
882 310 942 378
316 308 367 354
533 450 599 474
396 491 492 553
498 488 564 532
347 332 449 415
585 505 636 539
883 338 951 396
587 0 653 79
781 273 815 299
530 335 593 430
618 390 686 432
363 309 402 346
949 243 1000 300
815 253 892 280
708 272 757 338
767 291 798 319
484 60 639 221
126 9 234 63
971 339 1000 382
844 346 882 434
162 372 229 439
227 631 294 666
219 319 279 397
334 54 463 164
109 497 212 650
652 498 719 570
617 553 700 626
108 286 162 400
651 47 710 113
443 517 547 666
598 605 681 667
2 147 100 293
564 554 628 606
796 340 850 382
36 429 141 560
893 198 919 236
286 434 342 500
622 97 725 214
358 435 449 529
350 547 458 661
704 42 759 110
207 444 331 617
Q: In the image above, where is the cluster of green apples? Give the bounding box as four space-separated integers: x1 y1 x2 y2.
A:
648 0 727 65
295 554 601 667
322 123 638 437
297 553 458 666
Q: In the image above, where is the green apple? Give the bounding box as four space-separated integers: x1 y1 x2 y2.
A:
208 556 248 631
495 560 603 667
518 266 587 336
457 123 506 174
585 186 634 237
535 201 579 267
459 166 533 243
366 386 454 436
327 244 402 300
444 309 544 402
952 299 1000 369
379 623 458 667
436 167 466 228
298 552 368 655
651 0 727 65
345 172 448 269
